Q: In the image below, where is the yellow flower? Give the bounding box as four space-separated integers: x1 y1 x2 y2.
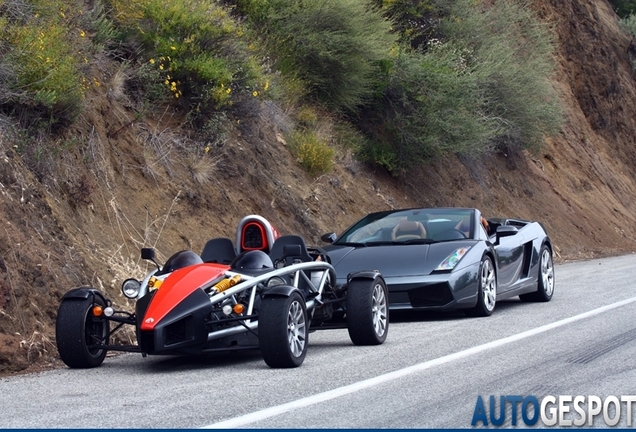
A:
170 46 176 51
252 91 258 97
149 58 155 64
159 64 164 70
205 146 210 153
79 30 86 37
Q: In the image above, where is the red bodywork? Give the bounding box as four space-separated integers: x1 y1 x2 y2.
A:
140 263 230 331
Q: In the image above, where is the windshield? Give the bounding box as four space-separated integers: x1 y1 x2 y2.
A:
335 208 475 244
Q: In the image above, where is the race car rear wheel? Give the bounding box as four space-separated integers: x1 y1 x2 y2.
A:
56 296 109 368
346 277 389 345
465 255 496 317
520 244 554 302
259 292 308 368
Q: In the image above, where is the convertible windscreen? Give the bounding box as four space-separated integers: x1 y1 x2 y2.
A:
335 208 475 244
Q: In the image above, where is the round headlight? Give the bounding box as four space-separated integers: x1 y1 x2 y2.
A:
266 276 286 288
122 278 141 299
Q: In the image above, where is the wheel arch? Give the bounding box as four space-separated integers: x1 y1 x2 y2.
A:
482 249 498 278
61 287 109 304
346 270 384 285
262 284 302 299
541 236 553 254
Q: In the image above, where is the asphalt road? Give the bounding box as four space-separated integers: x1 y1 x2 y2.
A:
1 254 635 429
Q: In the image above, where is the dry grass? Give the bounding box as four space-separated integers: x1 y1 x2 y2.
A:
19 331 56 362
108 68 128 102
187 154 221 184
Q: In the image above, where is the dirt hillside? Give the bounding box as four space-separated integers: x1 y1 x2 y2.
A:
0 0 635 375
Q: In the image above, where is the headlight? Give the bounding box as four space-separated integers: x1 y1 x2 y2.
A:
122 278 141 299
266 276 286 287
435 247 470 271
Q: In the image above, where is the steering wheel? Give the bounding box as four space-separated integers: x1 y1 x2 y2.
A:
433 229 468 241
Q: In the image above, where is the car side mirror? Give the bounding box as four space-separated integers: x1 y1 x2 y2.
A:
494 225 518 245
141 248 155 260
141 248 161 271
320 232 337 244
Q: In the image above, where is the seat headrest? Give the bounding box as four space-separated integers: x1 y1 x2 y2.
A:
393 220 427 239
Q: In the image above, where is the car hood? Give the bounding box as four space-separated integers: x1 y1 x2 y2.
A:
325 242 476 279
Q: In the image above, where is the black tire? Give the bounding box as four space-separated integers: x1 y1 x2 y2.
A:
259 292 308 368
346 277 389 345
465 256 497 317
56 296 109 368
520 244 555 302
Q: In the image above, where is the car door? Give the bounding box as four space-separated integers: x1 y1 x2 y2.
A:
493 229 526 293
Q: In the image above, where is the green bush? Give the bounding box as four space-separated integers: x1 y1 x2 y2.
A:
288 129 334 177
0 0 89 127
240 0 397 113
360 0 562 173
383 47 496 165
621 13 636 37
444 0 563 152
374 0 437 49
609 0 636 17
106 0 267 117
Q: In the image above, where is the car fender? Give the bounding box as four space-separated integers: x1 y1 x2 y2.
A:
61 287 108 304
346 270 383 284
262 284 301 298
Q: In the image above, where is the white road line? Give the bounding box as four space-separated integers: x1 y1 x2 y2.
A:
202 296 636 429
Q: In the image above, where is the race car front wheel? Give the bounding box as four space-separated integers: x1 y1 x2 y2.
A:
346 277 389 345
56 296 109 368
259 292 308 368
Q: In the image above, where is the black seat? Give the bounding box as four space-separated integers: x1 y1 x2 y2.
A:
269 235 313 268
201 238 237 264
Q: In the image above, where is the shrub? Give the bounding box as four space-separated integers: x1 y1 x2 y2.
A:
106 0 267 119
444 0 563 153
609 0 636 17
374 0 437 49
360 0 562 173
621 13 636 37
0 0 90 127
240 0 397 113
287 129 334 177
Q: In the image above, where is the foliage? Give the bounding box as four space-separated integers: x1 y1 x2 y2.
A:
608 0 636 18
0 0 93 128
445 0 563 152
620 13 636 37
287 129 334 177
374 0 438 49
236 0 397 113
105 0 267 119
361 0 562 173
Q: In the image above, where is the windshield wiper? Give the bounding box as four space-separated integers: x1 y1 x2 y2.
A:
364 239 435 246
334 242 367 247
402 238 435 244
